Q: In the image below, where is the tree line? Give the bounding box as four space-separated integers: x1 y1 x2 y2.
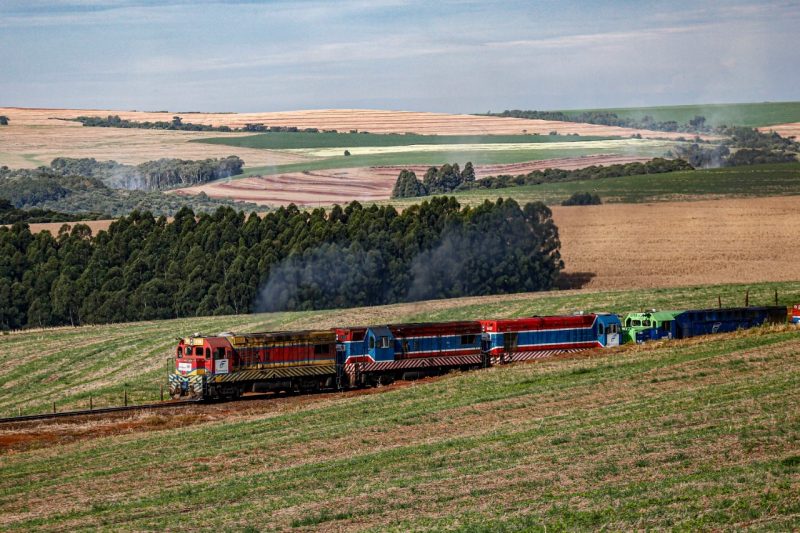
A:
48 156 244 191
483 110 712 133
0 198 563 330
0 163 260 218
392 158 693 198
73 115 339 134
670 127 799 168
0 198 105 224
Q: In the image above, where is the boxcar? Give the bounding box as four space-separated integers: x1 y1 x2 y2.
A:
479 313 622 363
662 306 786 340
169 330 337 399
335 321 486 386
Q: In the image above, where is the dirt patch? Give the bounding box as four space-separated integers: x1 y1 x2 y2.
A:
759 122 800 139
172 154 655 206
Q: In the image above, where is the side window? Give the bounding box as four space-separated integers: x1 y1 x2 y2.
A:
369 336 375 349
626 318 631 327
642 320 651 327
461 334 476 345
598 323 605 334
379 336 390 349
194 346 203 356
205 348 211 358
314 344 328 355
177 347 183 356
215 347 226 360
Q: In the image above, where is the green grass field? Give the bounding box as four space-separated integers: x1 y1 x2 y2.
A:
237 141 675 178
194 132 616 150
559 101 800 128
1 280 797 417
2 311 799 529
374 162 800 209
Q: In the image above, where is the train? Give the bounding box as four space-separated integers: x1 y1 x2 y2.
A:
169 305 788 400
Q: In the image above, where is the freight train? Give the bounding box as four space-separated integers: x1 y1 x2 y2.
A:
169 305 787 400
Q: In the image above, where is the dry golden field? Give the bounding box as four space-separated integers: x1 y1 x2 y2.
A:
0 108 310 169
173 154 654 205
0 107 706 170
23 195 800 291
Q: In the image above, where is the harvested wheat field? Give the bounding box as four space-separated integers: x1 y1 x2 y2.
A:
555 195 800 289
173 154 654 205
0 108 310 169
22 196 800 292
761 121 800 139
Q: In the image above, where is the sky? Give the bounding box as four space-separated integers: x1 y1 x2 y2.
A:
1 0 799 113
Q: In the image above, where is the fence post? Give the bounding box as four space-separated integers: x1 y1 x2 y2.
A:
90 396 93 410
160 384 164 402
52 401 56 414
718 295 721 308
745 289 749 307
124 389 128 407
775 289 778 306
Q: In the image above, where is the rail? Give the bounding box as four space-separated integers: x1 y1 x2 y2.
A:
0 399 202 425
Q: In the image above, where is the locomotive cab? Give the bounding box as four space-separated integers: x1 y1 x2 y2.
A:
792 304 800 325
595 313 622 347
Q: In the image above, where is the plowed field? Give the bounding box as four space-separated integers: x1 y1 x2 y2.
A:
172 154 654 205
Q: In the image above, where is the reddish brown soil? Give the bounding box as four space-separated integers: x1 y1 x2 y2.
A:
173 154 654 206
760 122 800 138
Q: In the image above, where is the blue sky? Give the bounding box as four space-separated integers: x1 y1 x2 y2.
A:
1 0 798 112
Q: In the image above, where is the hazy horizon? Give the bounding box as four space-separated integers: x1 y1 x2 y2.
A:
2 0 799 113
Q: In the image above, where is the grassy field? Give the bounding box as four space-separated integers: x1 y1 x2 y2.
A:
1 280 797 417
194 131 616 150
377 162 800 209
238 140 675 177
559 101 800 128
1 321 799 529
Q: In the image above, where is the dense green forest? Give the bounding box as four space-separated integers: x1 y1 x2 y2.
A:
483 109 713 133
0 163 259 217
0 198 562 330
391 158 692 198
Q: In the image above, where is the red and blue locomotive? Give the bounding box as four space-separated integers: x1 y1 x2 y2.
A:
169 314 622 399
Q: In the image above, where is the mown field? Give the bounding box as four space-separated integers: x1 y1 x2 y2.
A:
560 101 800 128
1 320 799 530
1 281 797 417
380 162 800 208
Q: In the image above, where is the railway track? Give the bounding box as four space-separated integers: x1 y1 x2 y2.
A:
0 399 202 425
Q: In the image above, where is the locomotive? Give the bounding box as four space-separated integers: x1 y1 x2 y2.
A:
169 305 787 400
